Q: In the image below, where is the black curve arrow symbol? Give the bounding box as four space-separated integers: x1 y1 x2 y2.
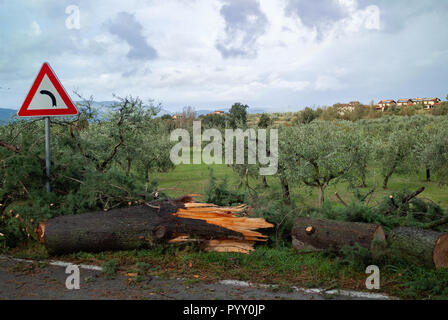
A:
40 90 57 107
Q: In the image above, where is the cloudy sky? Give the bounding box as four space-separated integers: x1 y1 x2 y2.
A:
1 0 447 113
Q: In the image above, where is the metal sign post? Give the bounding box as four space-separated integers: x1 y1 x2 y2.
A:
17 62 78 193
45 117 51 192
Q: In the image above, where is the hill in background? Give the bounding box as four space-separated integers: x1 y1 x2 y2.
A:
0 108 17 124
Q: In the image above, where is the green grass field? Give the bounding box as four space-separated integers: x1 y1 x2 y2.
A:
153 161 448 210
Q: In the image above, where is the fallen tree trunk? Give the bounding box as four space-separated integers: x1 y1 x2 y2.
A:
292 217 386 252
388 227 448 269
37 200 273 255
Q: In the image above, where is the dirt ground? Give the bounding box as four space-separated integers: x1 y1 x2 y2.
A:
0 256 388 300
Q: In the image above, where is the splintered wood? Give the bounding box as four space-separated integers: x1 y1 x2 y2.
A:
169 202 273 254
38 198 273 255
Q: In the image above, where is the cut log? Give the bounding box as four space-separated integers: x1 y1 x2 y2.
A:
292 217 386 252
388 227 448 269
37 200 273 255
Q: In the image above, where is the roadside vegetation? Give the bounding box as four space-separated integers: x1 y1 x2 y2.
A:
1 95 448 299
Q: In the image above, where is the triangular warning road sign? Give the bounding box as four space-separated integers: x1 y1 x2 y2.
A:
18 62 78 117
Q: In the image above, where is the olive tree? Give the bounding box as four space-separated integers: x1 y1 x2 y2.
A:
228 103 249 129
374 125 417 189
257 113 273 128
350 131 373 188
281 121 361 207
417 123 448 184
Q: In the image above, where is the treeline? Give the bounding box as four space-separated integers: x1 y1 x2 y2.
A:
252 100 448 125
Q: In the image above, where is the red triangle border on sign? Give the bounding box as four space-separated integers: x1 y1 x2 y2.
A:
18 62 78 117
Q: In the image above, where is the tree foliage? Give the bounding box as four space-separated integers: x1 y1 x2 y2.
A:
228 103 249 129
281 121 361 206
0 96 175 247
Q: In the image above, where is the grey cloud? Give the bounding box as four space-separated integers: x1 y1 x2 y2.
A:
284 0 382 40
108 11 157 60
285 0 347 29
216 0 268 59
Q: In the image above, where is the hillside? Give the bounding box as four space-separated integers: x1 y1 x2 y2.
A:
0 108 17 124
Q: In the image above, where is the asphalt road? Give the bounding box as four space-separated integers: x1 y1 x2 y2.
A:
0 256 389 300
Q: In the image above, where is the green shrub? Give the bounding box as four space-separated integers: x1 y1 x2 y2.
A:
205 172 245 206
252 193 304 246
102 259 119 279
319 190 447 232
399 267 448 299
135 261 152 274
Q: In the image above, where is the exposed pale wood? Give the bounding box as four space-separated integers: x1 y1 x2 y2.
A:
184 203 218 208
203 240 255 254
36 222 45 243
173 210 273 242
434 233 448 269
168 235 195 243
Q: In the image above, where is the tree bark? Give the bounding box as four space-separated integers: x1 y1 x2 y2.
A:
382 173 391 190
0 140 20 153
292 217 386 252
144 165 149 181
401 187 425 204
360 174 367 188
388 227 448 269
38 201 273 255
359 161 368 188
279 176 290 204
426 168 431 182
126 158 132 176
382 161 399 190
262 176 268 188
318 186 325 207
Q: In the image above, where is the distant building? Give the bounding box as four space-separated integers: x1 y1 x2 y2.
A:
337 104 354 115
210 110 225 115
172 114 185 120
376 97 441 111
411 98 441 109
377 100 396 111
396 99 413 107
348 101 361 107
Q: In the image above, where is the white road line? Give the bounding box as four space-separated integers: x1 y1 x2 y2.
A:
48 260 102 271
0 255 102 271
219 279 394 300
